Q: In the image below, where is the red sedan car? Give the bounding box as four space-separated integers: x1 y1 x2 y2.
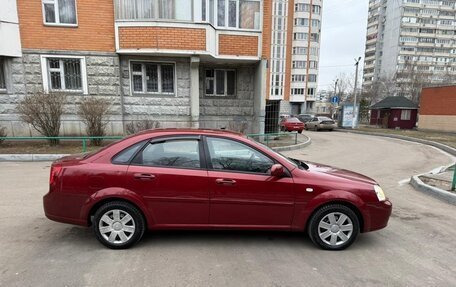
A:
44 129 392 250
280 117 305 133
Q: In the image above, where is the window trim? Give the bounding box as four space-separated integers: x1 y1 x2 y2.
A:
202 135 289 176
40 55 88 94
128 60 177 96
42 0 79 27
129 136 207 170
204 68 236 97
0 57 7 93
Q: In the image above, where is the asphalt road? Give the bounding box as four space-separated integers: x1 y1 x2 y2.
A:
1 131 456 287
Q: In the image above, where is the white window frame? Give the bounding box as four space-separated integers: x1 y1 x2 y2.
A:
42 0 78 27
401 109 411 121
40 55 87 94
129 61 176 95
205 69 236 97
208 0 262 31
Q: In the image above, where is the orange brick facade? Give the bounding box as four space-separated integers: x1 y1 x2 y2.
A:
119 27 206 51
420 86 456 116
17 0 115 52
218 35 259 57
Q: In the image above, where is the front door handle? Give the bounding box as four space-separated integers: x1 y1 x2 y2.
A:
134 173 156 180
215 178 236 185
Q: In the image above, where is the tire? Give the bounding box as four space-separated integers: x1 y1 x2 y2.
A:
307 204 360 250
298 130 303 134
93 201 146 249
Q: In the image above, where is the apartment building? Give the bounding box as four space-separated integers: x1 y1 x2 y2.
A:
267 0 322 123
363 0 456 95
0 0 322 136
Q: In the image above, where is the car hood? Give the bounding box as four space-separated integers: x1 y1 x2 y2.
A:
306 161 377 185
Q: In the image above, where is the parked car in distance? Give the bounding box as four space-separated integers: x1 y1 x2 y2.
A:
280 117 305 133
305 116 337 131
297 114 315 123
43 129 392 250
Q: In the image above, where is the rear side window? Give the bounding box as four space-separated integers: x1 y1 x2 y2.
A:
112 140 147 164
132 140 201 169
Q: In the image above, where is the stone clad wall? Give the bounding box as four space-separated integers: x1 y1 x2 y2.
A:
0 51 123 136
199 65 256 133
119 56 192 128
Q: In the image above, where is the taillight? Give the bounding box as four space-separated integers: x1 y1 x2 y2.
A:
49 165 63 186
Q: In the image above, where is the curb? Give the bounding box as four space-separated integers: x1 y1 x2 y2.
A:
336 129 456 156
410 174 456 205
0 154 69 162
272 135 311 152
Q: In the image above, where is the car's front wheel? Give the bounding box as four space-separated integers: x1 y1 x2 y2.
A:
308 204 360 250
93 201 145 249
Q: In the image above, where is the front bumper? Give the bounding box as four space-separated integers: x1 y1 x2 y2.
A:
364 199 392 232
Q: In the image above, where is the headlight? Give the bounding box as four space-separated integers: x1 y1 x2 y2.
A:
374 185 386 201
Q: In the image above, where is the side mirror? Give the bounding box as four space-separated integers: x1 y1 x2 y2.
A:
270 164 284 177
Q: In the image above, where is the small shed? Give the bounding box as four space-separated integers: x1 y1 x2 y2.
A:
370 96 418 129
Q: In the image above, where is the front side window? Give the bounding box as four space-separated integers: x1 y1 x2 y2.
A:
131 62 175 94
133 139 201 168
46 58 83 91
42 0 77 25
205 69 236 97
0 57 6 92
207 137 274 174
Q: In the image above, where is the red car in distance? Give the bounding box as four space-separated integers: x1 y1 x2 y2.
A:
43 129 392 250
280 117 305 133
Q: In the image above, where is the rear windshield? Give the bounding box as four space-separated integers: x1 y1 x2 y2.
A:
287 117 301 123
318 117 333 121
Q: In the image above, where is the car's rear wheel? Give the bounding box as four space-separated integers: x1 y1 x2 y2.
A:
93 201 145 249
308 204 360 250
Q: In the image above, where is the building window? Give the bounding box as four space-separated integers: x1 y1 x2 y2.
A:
294 32 308 40
130 62 175 94
42 0 77 25
41 56 87 93
308 74 317 82
214 0 261 29
292 61 306 69
205 69 236 97
116 0 193 21
0 57 6 92
401 110 411 121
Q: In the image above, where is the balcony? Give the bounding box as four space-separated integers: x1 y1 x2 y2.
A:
114 0 263 61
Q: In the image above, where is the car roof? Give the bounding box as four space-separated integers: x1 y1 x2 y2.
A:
135 128 244 137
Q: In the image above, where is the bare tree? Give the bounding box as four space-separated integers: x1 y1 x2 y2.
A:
17 92 66 145
78 97 111 146
394 60 433 103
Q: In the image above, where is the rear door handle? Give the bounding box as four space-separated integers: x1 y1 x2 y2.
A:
134 173 156 180
215 178 236 185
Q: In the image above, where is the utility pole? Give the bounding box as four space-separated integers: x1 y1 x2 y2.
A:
334 79 338 101
352 57 361 129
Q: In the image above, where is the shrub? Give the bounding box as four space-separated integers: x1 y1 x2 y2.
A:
17 92 66 145
125 119 160 135
78 97 111 146
0 125 6 144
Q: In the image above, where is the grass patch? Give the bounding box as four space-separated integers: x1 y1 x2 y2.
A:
0 140 114 154
355 126 456 149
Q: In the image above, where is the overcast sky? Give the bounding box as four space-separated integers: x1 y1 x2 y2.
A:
317 0 369 92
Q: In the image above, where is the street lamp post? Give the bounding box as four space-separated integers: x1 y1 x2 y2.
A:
352 57 362 129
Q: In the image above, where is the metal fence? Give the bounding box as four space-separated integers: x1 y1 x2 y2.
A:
247 132 298 148
0 136 124 153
